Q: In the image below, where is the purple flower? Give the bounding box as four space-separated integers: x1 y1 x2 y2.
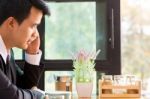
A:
72 49 101 82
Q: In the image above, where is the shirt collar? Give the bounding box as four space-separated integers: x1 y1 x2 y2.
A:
0 35 9 64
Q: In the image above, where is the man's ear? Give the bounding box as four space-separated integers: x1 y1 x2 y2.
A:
6 17 18 30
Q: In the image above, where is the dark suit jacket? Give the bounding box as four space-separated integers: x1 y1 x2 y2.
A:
0 50 44 99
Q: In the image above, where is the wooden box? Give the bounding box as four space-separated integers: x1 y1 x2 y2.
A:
55 76 72 91
99 80 141 99
55 82 72 91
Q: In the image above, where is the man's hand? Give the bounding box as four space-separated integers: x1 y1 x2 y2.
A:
41 95 49 99
26 36 40 54
44 95 49 99
32 86 49 99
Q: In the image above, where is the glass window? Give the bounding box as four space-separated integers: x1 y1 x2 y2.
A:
12 47 22 60
45 1 107 60
121 0 150 98
45 2 96 59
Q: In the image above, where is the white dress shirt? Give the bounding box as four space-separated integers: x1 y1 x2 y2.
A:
0 35 42 65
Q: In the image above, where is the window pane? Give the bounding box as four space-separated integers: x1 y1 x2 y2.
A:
45 2 96 59
12 47 22 59
121 0 150 98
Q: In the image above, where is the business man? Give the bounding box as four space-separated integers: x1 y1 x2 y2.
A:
0 0 50 99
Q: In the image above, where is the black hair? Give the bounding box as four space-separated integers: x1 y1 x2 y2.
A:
0 0 50 25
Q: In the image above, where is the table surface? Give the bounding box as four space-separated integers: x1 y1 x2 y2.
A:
72 96 141 99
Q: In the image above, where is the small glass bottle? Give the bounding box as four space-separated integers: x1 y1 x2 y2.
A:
102 75 113 85
102 75 113 94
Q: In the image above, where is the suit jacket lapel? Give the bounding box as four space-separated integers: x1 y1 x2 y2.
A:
0 55 16 84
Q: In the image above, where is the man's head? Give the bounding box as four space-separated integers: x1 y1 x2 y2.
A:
0 0 50 25
0 0 50 50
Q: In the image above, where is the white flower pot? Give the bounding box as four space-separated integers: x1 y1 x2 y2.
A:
76 82 93 98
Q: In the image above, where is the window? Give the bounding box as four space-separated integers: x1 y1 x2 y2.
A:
45 2 97 60
12 47 22 60
121 0 150 97
42 0 120 73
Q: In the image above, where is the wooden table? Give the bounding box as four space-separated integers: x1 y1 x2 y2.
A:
72 96 141 99
72 96 98 99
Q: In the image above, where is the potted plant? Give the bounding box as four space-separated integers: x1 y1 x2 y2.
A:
72 49 100 97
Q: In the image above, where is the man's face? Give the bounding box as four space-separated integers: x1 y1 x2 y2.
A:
11 7 43 49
